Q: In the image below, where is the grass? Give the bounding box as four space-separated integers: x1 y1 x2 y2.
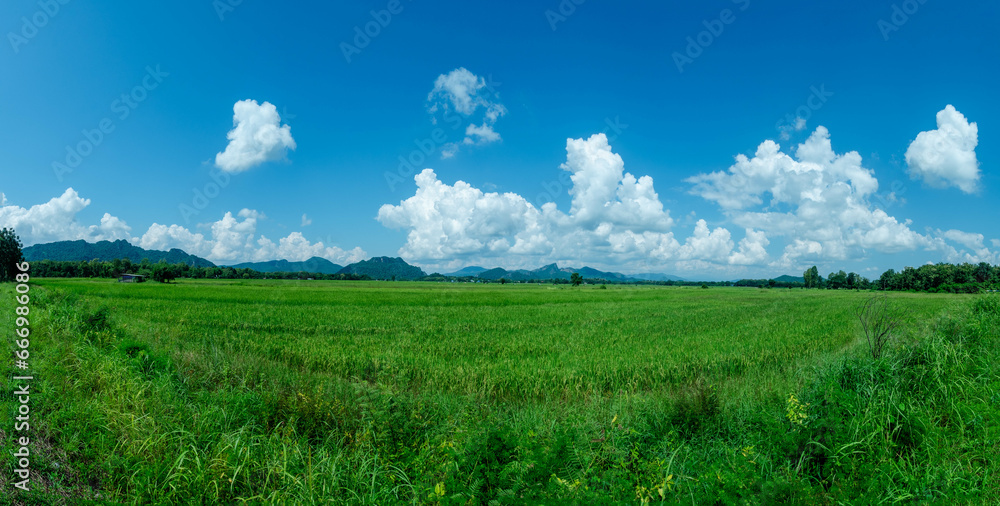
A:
1 279 997 504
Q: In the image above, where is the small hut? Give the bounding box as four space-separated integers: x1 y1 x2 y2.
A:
118 273 146 283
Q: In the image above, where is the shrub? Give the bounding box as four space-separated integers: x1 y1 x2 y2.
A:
855 294 905 359
671 378 720 435
457 423 519 502
80 306 112 334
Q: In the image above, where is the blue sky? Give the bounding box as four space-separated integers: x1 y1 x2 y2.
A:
1 0 997 279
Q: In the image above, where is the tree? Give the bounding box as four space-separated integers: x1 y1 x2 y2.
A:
900 266 921 291
151 262 176 283
857 276 872 290
803 266 820 288
499 278 507 285
975 262 991 284
570 272 583 286
846 272 858 289
827 270 848 290
878 269 897 291
0 228 25 282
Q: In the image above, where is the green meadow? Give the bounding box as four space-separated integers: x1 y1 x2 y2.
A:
2 279 998 504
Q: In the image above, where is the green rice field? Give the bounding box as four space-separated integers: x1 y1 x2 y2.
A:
2 279 998 504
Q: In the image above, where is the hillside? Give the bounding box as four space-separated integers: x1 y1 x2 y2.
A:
446 266 488 277
630 272 686 282
476 263 636 282
337 256 426 280
774 274 806 283
23 240 215 267
230 257 343 274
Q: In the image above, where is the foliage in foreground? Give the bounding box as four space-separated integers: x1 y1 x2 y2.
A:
0 227 24 283
0 284 997 504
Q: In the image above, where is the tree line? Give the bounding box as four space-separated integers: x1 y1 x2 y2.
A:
801 262 999 293
2 228 998 291
29 258 370 282
18 258 1000 293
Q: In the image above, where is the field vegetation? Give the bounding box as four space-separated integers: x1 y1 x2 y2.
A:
2 279 998 504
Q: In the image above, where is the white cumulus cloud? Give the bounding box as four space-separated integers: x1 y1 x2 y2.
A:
428 68 489 116
905 105 980 193
688 126 929 268
729 228 770 265
138 209 366 265
427 68 506 157
378 133 748 272
687 125 998 269
463 123 501 145
0 188 131 245
91 213 133 241
215 99 296 173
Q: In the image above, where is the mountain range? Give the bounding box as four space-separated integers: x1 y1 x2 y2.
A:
338 256 427 280
471 263 638 282
231 257 343 274
23 239 216 267
23 240 795 283
630 272 687 282
446 266 488 276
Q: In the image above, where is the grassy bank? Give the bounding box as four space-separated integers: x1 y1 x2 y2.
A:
1 280 997 503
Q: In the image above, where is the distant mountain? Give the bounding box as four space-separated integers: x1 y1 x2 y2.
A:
576 266 633 282
474 263 636 282
19 241 702 283
447 266 488 277
477 267 517 280
628 273 686 282
338 256 426 280
23 240 215 267
531 263 567 279
774 275 805 283
229 257 343 274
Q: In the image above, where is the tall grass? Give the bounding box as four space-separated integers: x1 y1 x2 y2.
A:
1 279 995 503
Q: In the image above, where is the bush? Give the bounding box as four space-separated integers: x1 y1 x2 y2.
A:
855 294 906 359
152 263 176 283
671 378 720 435
80 306 112 334
118 339 170 377
457 423 519 502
